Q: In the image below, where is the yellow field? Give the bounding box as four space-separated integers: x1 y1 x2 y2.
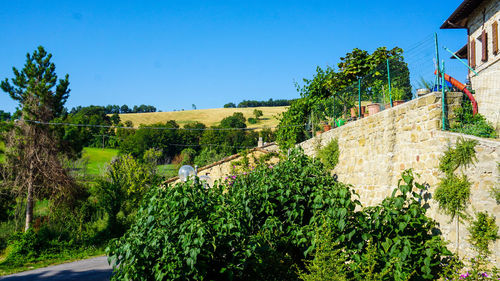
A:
118 106 288 128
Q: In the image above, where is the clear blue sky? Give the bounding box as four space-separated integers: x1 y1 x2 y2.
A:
0 0 468 113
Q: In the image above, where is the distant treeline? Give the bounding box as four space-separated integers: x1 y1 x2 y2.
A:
4 105 275 165
70 104 157 114
224 98 295 108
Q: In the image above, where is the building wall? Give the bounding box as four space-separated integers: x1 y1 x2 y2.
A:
468 0 500 128
299 93 500 264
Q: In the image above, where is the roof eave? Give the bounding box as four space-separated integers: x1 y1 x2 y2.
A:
440 0 483 30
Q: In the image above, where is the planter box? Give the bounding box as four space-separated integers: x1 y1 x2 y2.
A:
367 103 381 115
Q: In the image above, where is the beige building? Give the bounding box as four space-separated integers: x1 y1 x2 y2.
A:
441 0 500 129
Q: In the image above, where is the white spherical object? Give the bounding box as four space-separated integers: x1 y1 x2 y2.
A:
178 165 195 181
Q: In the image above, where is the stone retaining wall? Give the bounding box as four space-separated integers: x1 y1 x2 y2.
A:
299 92 500 264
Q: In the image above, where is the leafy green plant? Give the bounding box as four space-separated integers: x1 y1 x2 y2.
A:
107 149 451 280
467 211 499 256
355 170 451 280
434 137 477 254
248 117 258 124
316 138 340 170
95 151 161 237
450 95 497 138
297 225 349 281
107 148 361 280
391 87 406 101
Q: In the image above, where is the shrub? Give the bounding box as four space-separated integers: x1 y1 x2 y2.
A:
316 138 339 170
434 137 477 254
248 117 258 124
107 149 451 280
193 147 226 167
107 149 360 280
354 170 451 280
467 211 499 256
450 96 497 138
95 152 162 237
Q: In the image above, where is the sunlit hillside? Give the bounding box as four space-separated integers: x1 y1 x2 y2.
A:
117 106 288 128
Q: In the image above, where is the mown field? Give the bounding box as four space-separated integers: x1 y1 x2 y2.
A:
81 147 119 177
117 106 287 128
82 147 177 178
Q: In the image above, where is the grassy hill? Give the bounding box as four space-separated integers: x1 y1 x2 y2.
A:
117 106 287 128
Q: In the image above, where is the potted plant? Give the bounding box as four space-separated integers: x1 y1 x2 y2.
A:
391 87 406 106
323 121 332 132
350 107 357 119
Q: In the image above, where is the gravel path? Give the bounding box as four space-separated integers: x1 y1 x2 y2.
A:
0 256 112 281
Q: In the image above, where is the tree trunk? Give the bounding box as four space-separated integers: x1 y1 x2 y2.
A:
456 217 460 255
25 162 34 231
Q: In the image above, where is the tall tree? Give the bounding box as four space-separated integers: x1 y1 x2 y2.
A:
0 46 76 231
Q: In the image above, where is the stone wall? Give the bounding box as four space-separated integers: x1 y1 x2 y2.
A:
299 92 500 264
165 144 280 187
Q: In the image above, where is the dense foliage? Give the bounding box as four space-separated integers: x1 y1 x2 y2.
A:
316 138 340 170
467 211 499 256
450 95 497 139
56 105 118 157
70 104 157 114
434 138 477 222
107 150 450 280
224 98 294 108
277 47 411 149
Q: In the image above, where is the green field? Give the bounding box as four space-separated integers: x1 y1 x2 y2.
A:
81 148 177 178
81 147 119 176
157 164 178 178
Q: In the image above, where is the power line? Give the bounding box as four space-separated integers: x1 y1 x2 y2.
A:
22 119 306 131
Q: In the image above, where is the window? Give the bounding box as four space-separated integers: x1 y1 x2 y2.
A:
481 30 488 62
493 21 498 55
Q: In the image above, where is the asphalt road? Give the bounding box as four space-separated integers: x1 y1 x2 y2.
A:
0 256 113 281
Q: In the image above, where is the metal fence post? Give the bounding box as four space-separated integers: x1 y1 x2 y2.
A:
441 60 447 131
434 33 441 90
358 79 362 118
386 58 393 107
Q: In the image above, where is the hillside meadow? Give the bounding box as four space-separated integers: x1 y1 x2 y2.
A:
116 106 288 128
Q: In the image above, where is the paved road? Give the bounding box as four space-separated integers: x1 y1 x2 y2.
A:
0 256 112 281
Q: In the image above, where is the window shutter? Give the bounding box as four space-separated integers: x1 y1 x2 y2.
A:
470 38 476 68
493 21 498 55
481 30 488 62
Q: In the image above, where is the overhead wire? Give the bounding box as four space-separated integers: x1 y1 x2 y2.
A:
22 119 307 131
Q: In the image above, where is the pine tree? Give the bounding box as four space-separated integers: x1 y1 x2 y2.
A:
1 46 76 231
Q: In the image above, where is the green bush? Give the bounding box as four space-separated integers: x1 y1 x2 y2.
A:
450 96 497 138
467 211 499 256
179 148 196 166
107 149 360 280
316 138 340 170
193 147 226 167
107 150 450 280
95 152 162 237
248 117 258 124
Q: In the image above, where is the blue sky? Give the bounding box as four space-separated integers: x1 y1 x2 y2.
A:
0 0 469 113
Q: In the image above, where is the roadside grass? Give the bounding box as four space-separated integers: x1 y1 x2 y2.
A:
82 147 119 177
117 106 287 129
0 248 105 276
